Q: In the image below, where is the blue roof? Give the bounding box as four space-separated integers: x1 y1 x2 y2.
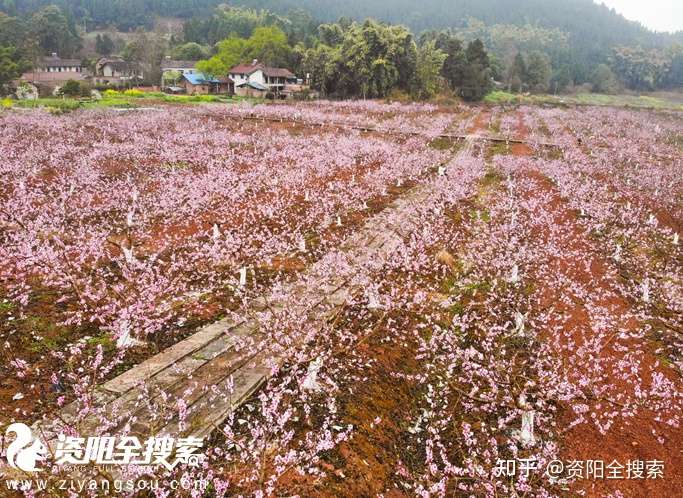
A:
184 72 221 85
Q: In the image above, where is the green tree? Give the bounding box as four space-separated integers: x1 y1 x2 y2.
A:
456 18 568 86
0 0 17 17
95 34 115 56
301 43 339 96
550 63 573 93
197 37 248 77
459 39 493 101
197 26 290 77
525 50 552 93
59 79 81 97
0 45 22 91
665 48 683 88
0 12 22 46
161 69 182 86
413 40 446 99
122 30 167 85
336 20 417 98
182 5 311 46
436 35 467 90
247 25 291 66
590 63 619 93
507 52 527 92
171 42 209 60
29 5 81 57
610 46 670 91
318 23 344 46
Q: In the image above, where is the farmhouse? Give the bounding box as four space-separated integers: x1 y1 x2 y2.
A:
93 56 142 86
20 53 87 90
36 53 83 74
161 58 201 91
235 80 268 98
182 72 234 95
229 60 296 96
161 58 198 76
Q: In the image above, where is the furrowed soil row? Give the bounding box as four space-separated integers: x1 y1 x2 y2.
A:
213 110 560 148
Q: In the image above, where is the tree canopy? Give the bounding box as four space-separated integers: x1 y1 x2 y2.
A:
196 26 291 77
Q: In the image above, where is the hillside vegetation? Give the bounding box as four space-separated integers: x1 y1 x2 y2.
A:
1 0 682 97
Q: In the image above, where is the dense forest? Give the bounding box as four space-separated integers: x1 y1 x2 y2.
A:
234 0 681 44
4 0 681 44
1 0 682 98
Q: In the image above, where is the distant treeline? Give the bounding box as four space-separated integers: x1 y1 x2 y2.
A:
1 0 222 30
1 0 682 96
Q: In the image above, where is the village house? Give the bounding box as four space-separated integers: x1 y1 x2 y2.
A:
228 60 296 97
182 72 234 95
20 53 87 91
36 53 83 74
161 58 198 75
93 56 142 87
161 58 200 91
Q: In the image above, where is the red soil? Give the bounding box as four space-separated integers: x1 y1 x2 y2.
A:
524 170 682 497
511 113 534 157
512 109 682 497
468 108 492 134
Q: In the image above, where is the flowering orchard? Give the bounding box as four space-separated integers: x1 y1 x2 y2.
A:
0 101 681 497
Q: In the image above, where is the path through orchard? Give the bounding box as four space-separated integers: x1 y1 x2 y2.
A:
36 131 482 446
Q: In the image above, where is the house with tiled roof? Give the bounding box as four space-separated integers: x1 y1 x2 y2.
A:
20 53 87 90
161 58 198 75
182 72 234 95
228 60 296 96
37 53 83 73
161 57 202 90
94 56 143 86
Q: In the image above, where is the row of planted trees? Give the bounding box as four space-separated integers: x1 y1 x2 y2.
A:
196 19 495 101
298 20 494 101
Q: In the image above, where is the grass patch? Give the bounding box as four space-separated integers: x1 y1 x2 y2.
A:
664 133 683 151
480 169 505 187
489 116 502 134
484 90 683 111
429 136 464 151
469 208 491 223
485 141 511 159
7 91 254 114
542 146 564 160
19 316 72 353
461 280 492 297
85 334 116 352
0 299 15 313
163 160 193 170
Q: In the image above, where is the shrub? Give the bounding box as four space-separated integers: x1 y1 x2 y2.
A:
16 83 38 101
59 80 82 98
79 83 93 98
123 89 145 98
47 99 81 114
